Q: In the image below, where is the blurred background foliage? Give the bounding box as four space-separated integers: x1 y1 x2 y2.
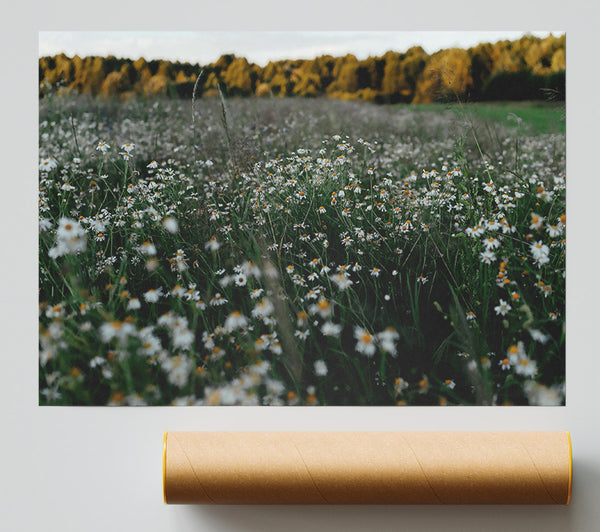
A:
39 33 565 103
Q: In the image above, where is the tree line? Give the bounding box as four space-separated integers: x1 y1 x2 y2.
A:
39 33 565 103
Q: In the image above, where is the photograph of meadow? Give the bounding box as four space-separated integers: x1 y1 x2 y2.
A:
39 32 565 406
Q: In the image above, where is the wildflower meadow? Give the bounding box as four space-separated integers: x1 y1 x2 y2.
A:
39 92 565 406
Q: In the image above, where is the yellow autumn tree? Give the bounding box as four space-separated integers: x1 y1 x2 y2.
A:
261 62 291 96
255 82 271 97
144 74 169 96
291 61 322 97
100 71 125 98
223 57 253 96
413 48 472 103
77 56 106 95
133 58 152 88
551 48 566 72
381 51 406 101
327 54 359 96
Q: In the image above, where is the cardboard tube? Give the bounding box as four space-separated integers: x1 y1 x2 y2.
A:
163 431 572 505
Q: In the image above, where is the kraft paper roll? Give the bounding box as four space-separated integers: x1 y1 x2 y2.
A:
163 431 572 505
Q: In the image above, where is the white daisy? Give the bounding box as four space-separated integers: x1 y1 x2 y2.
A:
314 360 328 377
224 311 249 333
354 326 376 357
144 288 164 303
162 217 179 233
96 141 110 153
494 299 511 316
330 272 353 291
251 298 274 318
377 327 400 356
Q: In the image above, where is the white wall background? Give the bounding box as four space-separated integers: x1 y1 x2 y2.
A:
2 1 599 530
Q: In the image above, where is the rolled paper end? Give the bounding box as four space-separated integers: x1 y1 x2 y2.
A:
567 431 573 505
162 431 168 505
163 431 572 505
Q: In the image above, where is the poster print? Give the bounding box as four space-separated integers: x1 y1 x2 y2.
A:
38 31 565 405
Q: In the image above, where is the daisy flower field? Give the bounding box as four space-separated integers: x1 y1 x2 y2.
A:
39 93 565 406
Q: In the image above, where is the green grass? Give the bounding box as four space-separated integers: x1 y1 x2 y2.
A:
411 101 565 135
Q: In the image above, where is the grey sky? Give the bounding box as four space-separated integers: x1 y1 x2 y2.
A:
39 31 562 66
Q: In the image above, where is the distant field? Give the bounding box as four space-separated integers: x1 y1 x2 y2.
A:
411 101 566 135
38 96 566 406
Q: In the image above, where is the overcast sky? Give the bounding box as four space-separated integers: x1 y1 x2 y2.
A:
39 31 562 66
